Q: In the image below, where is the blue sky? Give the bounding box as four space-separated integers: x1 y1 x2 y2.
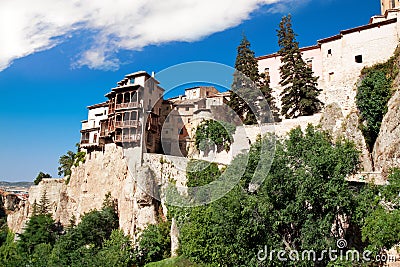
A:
0 0 379 181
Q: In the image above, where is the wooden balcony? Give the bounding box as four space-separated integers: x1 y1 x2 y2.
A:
114 135 140 143
100 130 109 137
115 120 140 128
115 102 140 110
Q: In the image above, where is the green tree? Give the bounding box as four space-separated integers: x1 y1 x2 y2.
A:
361 169 400 255
58 150 76 177
58 143 86 178
50 194 119 266
136 220 171 266
38 189 50 215
18 213 58 254
33 172 51 185
0 231 24 266
194 120 235 153
174 126 360 266
277 15 323 118
94 229 134 267
356 70 392 151
228 35 277 124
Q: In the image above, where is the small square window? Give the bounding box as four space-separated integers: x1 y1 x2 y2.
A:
306 59 312 69
328 49 332 55
185 107 189 111
355 55 363 63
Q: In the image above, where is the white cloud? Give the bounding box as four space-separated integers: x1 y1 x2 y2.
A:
0 0 289 71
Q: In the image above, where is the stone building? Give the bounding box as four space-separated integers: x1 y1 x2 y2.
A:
257 5 400 118
80 102 108 149
80 71 164 154
160 86 227 157
80 78 228 157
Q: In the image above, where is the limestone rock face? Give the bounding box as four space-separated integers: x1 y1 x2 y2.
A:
319 106 373 172
7 144 187 243
319 103 344 134
7 178 65 234
373 89 400 177
340 111 374 172
4 194 21 211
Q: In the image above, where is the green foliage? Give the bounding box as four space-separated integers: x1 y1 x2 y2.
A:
74 151 86 167
58 150 76 177
362 208 400 253
360 168 400 253
0 231 24 266
50 194 119 266
194 119 235 153
228 35 277 124
38 189 50 215
137 220 171 266
356 70 393 151
58 144 86 179
0 193 133 267
34 171 51 185
94 229 135 267
18 214 58 254
144 256 204 267
174 126 361 266
277 15 323 118
186 160 221 187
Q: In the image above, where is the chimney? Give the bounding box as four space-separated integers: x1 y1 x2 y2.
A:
151 71 155 77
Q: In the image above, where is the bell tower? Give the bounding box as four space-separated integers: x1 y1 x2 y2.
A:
381 0 400 15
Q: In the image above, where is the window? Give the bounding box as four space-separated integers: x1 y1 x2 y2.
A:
264 68 270 80
355 55 363 63
328 49 332 55
188 118 191 123
185 107 189 111
130 78 135 84
391 0 396 8
306 59 313 69
179 128 184 135
328 72 334 82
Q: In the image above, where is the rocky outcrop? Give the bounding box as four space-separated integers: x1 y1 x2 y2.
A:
340 111 374 172
319 103 344 135
319 106 373 173
7 143 187 246
373 89 400 178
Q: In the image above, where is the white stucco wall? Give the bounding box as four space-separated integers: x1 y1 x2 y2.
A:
257 12 400 118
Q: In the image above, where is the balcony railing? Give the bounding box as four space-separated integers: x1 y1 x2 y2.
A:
115 135 140 143
115 120 140 128
115 102 140 110
81 139 90 144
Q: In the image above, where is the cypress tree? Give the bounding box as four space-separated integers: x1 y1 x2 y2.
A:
38 189 50 215
277 14 323 118
228 35 277 124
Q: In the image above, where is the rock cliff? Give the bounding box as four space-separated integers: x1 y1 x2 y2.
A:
373 89 400 177
7 144 187 243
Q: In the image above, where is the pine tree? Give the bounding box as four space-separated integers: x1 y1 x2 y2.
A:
277 15 323 118
38 189 50 215
228 35 277 124
31 199 38 216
